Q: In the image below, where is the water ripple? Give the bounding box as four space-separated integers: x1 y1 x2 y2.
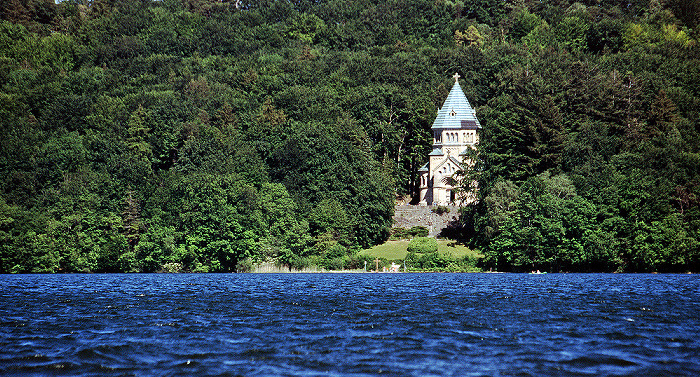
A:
1 273 699 376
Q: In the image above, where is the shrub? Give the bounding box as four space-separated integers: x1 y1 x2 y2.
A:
322 257 346 270
461 254 479 268
408 226 429 237
390 226 429 240
390 227 409 240
236 258 253 273
325 243 348 259
405 251 418 264
418 252 450 269
433 205 450 215
289 255 311 270
348 254 378 270
407 237 438 254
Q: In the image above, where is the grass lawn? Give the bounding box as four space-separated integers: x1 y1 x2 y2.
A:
359 239 480 261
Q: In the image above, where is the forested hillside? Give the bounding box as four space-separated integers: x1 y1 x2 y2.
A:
1 0 698 272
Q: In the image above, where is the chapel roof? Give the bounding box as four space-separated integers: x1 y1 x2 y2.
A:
428 148 444 156
432 73 481 130
446 156 464 169
434 155 465 173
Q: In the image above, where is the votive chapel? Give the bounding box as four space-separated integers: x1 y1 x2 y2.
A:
418 73 481 206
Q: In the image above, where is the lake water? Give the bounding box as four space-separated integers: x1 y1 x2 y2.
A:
1 273 699 376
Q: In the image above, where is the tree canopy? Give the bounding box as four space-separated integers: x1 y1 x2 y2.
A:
1 0 699 272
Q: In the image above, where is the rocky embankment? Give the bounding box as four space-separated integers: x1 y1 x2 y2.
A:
392 205 461 237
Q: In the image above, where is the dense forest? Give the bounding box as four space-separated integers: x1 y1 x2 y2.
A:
1 0 698 273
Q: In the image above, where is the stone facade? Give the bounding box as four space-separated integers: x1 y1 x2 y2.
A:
418 73 481 206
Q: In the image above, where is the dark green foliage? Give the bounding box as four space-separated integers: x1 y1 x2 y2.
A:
448 1 700 273
1 0 699 272
432 206 450 215
410 226 430 238
390 226 429 240
405 248 479 272
407 237 438 254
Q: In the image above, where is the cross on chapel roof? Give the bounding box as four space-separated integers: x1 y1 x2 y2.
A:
431 74 480 130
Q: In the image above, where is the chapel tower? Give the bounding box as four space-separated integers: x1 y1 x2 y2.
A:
418 73 481 206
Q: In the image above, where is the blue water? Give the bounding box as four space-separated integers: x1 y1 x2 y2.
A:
1 273 699 376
